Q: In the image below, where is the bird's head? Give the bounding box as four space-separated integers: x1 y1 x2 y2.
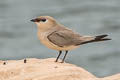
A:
31 16 58 31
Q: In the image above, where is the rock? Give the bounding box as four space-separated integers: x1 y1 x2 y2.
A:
0 58 119 80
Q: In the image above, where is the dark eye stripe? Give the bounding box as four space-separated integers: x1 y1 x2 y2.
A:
41 18 46 22
33 18 47 22
35 18 41 22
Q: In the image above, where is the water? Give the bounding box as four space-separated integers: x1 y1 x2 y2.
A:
0 0 120 77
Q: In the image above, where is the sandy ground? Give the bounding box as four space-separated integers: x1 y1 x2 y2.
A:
0 58 120 80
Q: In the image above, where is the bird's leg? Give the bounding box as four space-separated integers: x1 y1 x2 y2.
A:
61 50 68 63
55 51 62 62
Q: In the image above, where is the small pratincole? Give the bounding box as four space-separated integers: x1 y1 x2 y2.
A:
31 16 111 63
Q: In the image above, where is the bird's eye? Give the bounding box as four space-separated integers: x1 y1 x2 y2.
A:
41 18 46 22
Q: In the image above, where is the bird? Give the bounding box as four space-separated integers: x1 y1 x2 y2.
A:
31 16 111 63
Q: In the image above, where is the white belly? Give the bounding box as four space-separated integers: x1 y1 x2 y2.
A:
37 31 79 51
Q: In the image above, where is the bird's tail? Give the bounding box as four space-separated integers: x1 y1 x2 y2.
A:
81 34 111 44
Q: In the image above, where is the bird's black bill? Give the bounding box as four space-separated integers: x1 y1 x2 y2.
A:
30 18 40 22
31 19 36 22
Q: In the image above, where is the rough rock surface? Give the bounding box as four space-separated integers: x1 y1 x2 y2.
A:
0 58 119 80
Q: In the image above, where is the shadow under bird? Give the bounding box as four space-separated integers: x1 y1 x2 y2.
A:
31 16 111 63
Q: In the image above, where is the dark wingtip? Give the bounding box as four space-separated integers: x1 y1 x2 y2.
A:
96 34 108 39
102 38 112 41
95 34 112 40
95 34 111 41
78 34 111 45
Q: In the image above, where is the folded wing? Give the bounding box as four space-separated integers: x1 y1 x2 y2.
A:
47 30 95 47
